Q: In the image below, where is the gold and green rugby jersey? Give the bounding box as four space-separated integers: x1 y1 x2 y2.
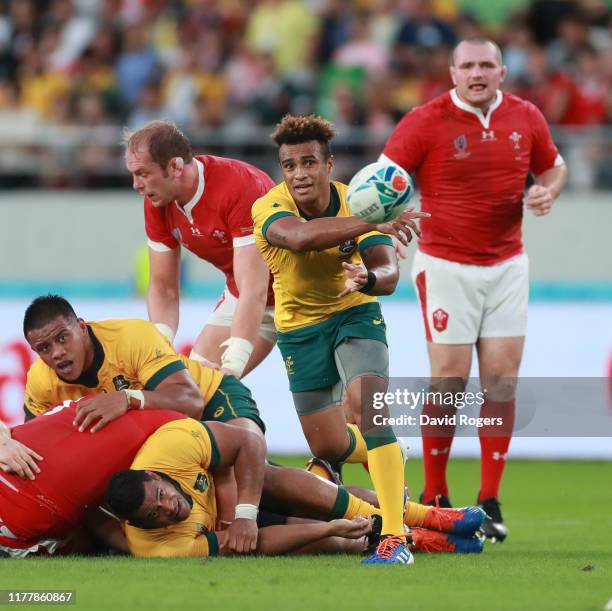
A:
125 418 220 557
24 319 223 418
252 181 392 332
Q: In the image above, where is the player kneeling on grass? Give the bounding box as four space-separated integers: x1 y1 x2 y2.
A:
106 418 486 558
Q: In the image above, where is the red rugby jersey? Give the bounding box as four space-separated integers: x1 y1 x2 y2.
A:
2 404 185 538
145 155 275 304
383 90 561 265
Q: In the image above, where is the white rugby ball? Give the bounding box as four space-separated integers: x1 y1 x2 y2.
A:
346 161 414 224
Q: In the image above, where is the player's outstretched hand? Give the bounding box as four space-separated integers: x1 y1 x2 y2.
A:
337 262 369 297
223 518 258 554
328 516 372 539
526 184 554 216
0 438 43 480
375 206 430 246
73 392 129 433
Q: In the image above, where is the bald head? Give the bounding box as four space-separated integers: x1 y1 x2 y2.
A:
450 39 503 67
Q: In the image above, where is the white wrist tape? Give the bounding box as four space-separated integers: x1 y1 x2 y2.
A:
154 322 176 343
220 337 254 378
123 389 145 410
235 503 258 520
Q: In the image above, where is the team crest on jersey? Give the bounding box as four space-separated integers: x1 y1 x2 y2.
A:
453 135 470 159
171 228 183 243
112 375 130 391
212 229 228 243
432 308 448 332
194 472 209 493
339 239 357 256
509 131 522 150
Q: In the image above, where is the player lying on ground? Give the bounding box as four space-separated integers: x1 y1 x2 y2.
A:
0 402 186 557
1 294 266 512
107 418 485 558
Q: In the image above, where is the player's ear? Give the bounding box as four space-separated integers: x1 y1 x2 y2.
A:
450 66 457 86
171 157 184 174
327 154 334 173
76 318 88 335
500 64 507 84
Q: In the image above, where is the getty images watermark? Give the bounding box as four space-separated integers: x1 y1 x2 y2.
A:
361 377 612 438
372 388 496 428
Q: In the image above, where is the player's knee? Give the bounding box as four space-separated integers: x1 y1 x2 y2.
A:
429 375 466 396
480 375 517 401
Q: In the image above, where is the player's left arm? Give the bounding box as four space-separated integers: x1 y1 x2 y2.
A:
338 243 399 298
526 163 568 217
219 243 270 378
206 421 266 553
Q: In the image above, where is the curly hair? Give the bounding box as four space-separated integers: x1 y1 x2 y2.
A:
271 114 336 159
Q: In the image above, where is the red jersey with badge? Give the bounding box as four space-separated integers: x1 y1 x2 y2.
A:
144 155 275 304
0 404 185 548
383 90 561 265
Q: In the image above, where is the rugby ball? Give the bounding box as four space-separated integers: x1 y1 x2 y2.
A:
346 161 414 224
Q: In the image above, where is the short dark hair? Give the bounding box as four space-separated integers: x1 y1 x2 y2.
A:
122 120 194 169
450 38 503 66
23 294 78 338
271 114 336 159
107 470 152 524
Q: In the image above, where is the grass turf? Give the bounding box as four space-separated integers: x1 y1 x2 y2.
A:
2 458 611 611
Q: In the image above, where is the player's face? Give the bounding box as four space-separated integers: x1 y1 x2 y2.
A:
125 145 177 207
450 41 506 110
26 316 91 382
279 141 333 209
134 475 192 528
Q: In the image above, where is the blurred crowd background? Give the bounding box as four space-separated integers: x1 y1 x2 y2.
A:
0 0 611 188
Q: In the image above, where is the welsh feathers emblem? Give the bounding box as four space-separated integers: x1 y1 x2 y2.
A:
432 308 449 332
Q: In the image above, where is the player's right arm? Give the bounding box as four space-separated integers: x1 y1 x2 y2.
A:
264 208 426 253
147 245 181 343
74 320 204 432
206 421 267 554
0 420 43 480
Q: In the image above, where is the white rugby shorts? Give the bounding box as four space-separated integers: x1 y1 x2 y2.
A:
207 287 277 344
411 250 529 344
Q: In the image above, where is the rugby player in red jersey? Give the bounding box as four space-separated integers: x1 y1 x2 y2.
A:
0 402 185 557
381 38 568 540
124 121 276 379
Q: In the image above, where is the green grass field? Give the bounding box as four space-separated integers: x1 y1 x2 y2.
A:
2 458 611 611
